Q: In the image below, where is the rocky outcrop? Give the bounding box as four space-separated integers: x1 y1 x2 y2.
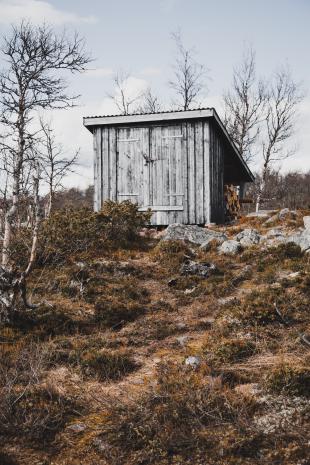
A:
218 240 242 255
235 228 261 247
162 223 227 246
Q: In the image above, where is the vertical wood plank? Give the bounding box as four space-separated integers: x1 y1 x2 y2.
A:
93 128 98 211
203 121 211 224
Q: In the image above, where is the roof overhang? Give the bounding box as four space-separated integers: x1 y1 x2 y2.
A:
83 108 214 129
83 107 254 183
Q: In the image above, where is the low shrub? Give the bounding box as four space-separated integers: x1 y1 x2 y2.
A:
152 240 193 269
79 349 138 381
97 362 256 464
99 200 152 245
94 298 146 328
265 363 310 397
204 337 256 363
0 341 83 441
224 289 298 326
10 201 152 268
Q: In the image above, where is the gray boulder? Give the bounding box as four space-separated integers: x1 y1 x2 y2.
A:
303 216 310 231
285 231 310 253
218 240 242 255
235 228 261 247
264 208 296 225
260 229 286 248
162 223 227 246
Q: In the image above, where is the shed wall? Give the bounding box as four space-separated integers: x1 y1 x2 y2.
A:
93 120 212 225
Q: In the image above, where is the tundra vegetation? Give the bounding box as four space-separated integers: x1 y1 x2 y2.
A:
0 21 309 465
0 200 309 465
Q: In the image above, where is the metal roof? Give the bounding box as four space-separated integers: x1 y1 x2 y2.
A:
83 108 214 127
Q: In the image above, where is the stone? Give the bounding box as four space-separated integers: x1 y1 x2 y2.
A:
184 287 197 295
162 223 227 246
218 240 242 255
67 423 86 433
278 208 291 219
185 356 201 368
176 336 190 347
246 210 276 218
235 228 261 247
264 213 279 225
303 216 310 230
266 228 285 238
180 260 217 278
285 231 310 252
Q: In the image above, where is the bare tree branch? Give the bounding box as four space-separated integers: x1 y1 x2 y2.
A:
223 47 267 164
39 117 79 217
107 70 144 115
0 21 91 317
256 67 303 211
169 31 208 110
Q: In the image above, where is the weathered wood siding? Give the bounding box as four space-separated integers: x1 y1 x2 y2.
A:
94 119 215 225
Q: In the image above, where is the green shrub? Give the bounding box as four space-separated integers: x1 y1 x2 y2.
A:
205 338 256 363
10 201 152 268
99 200 152 245
265 363 310 397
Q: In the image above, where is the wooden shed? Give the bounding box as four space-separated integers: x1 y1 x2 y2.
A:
83 108 254 225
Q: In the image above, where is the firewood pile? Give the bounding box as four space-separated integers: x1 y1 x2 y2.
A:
224 184 240 220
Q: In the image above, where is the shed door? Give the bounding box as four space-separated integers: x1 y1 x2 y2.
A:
149 125 184 211
116 127 149 206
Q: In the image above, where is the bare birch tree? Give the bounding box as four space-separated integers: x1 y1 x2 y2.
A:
0 22 90 317
169 32 207 110
223 47 267 164
255 67 303 211
39 119 79 217
138 88 162 113
108 70 144 115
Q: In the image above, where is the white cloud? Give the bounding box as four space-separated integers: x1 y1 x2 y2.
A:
0 0 96 25
140 67 162 77
85 67 114 78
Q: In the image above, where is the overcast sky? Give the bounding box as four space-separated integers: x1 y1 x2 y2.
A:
0 0 309 188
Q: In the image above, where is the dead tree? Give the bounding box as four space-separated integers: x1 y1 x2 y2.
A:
39 119 79 217
255 68 303 211
223 47 267 164
0 22 90 317
108 70 143 115
169 32 207 110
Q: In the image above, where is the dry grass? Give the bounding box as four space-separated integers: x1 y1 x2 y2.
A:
1 208 310 464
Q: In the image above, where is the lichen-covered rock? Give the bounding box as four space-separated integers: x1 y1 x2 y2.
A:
162 223 227 246
218 240 242 255
185 356 201 368
260 229 286 248
285 231 310 252
235 228 261 247
264 208 296 225
180 260 217 277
